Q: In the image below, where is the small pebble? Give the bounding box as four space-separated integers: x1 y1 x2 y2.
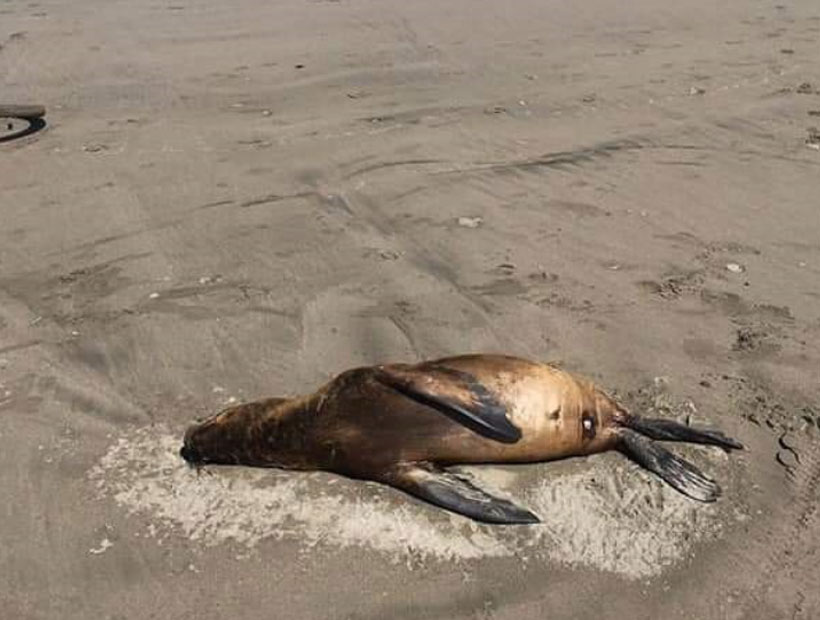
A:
457 216 483 228
378 250 401 261
726 263 744 274
653 376 669 388
89 538 113 555
149 292 160 299
82 143 108 153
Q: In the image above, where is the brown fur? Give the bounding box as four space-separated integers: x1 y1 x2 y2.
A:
181 354 742 522
182 354 624 477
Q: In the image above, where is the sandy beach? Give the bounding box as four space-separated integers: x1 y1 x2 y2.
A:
2 0 820 618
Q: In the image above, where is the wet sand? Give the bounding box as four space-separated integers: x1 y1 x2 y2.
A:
2 1 820 618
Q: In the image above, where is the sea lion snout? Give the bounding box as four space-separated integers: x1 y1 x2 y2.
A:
180 424 206 464
180 416 229 465
179 442 198 464
179 403 276 467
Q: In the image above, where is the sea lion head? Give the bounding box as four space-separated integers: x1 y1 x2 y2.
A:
180 406 256 466
180 398 290 467
179 412 229 466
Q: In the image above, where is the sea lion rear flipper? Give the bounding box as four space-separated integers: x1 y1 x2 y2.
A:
618 428 720 502
619 415 743 450
383 463 540 524
374 365 521 443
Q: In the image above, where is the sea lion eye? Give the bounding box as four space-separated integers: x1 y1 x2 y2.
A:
581 413 596 439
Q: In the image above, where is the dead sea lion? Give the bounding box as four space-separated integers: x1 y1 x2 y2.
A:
180 354 743 524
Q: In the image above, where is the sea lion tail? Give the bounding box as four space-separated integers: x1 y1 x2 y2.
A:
617 428 721 502
616 414 743 450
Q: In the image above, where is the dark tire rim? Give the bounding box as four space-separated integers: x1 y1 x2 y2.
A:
0 115 46 143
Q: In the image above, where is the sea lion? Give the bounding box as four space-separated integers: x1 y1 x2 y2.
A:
180 354 743 524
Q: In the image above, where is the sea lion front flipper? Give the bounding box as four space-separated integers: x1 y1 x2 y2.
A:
374 365 522 443
382 462 540 524
618 428 721 502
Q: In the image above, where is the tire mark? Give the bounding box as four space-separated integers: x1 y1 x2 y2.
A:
431 137 647 177
343 158 444 180
240 191 313 208
0 340 42 355
387 314 420 359
343 189 495 314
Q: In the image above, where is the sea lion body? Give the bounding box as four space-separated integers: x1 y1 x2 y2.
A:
182 354 742 524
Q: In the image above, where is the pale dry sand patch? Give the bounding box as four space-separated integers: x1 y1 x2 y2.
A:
89 426 734 579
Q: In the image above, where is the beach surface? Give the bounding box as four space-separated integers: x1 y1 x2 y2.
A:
2 1 820 618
